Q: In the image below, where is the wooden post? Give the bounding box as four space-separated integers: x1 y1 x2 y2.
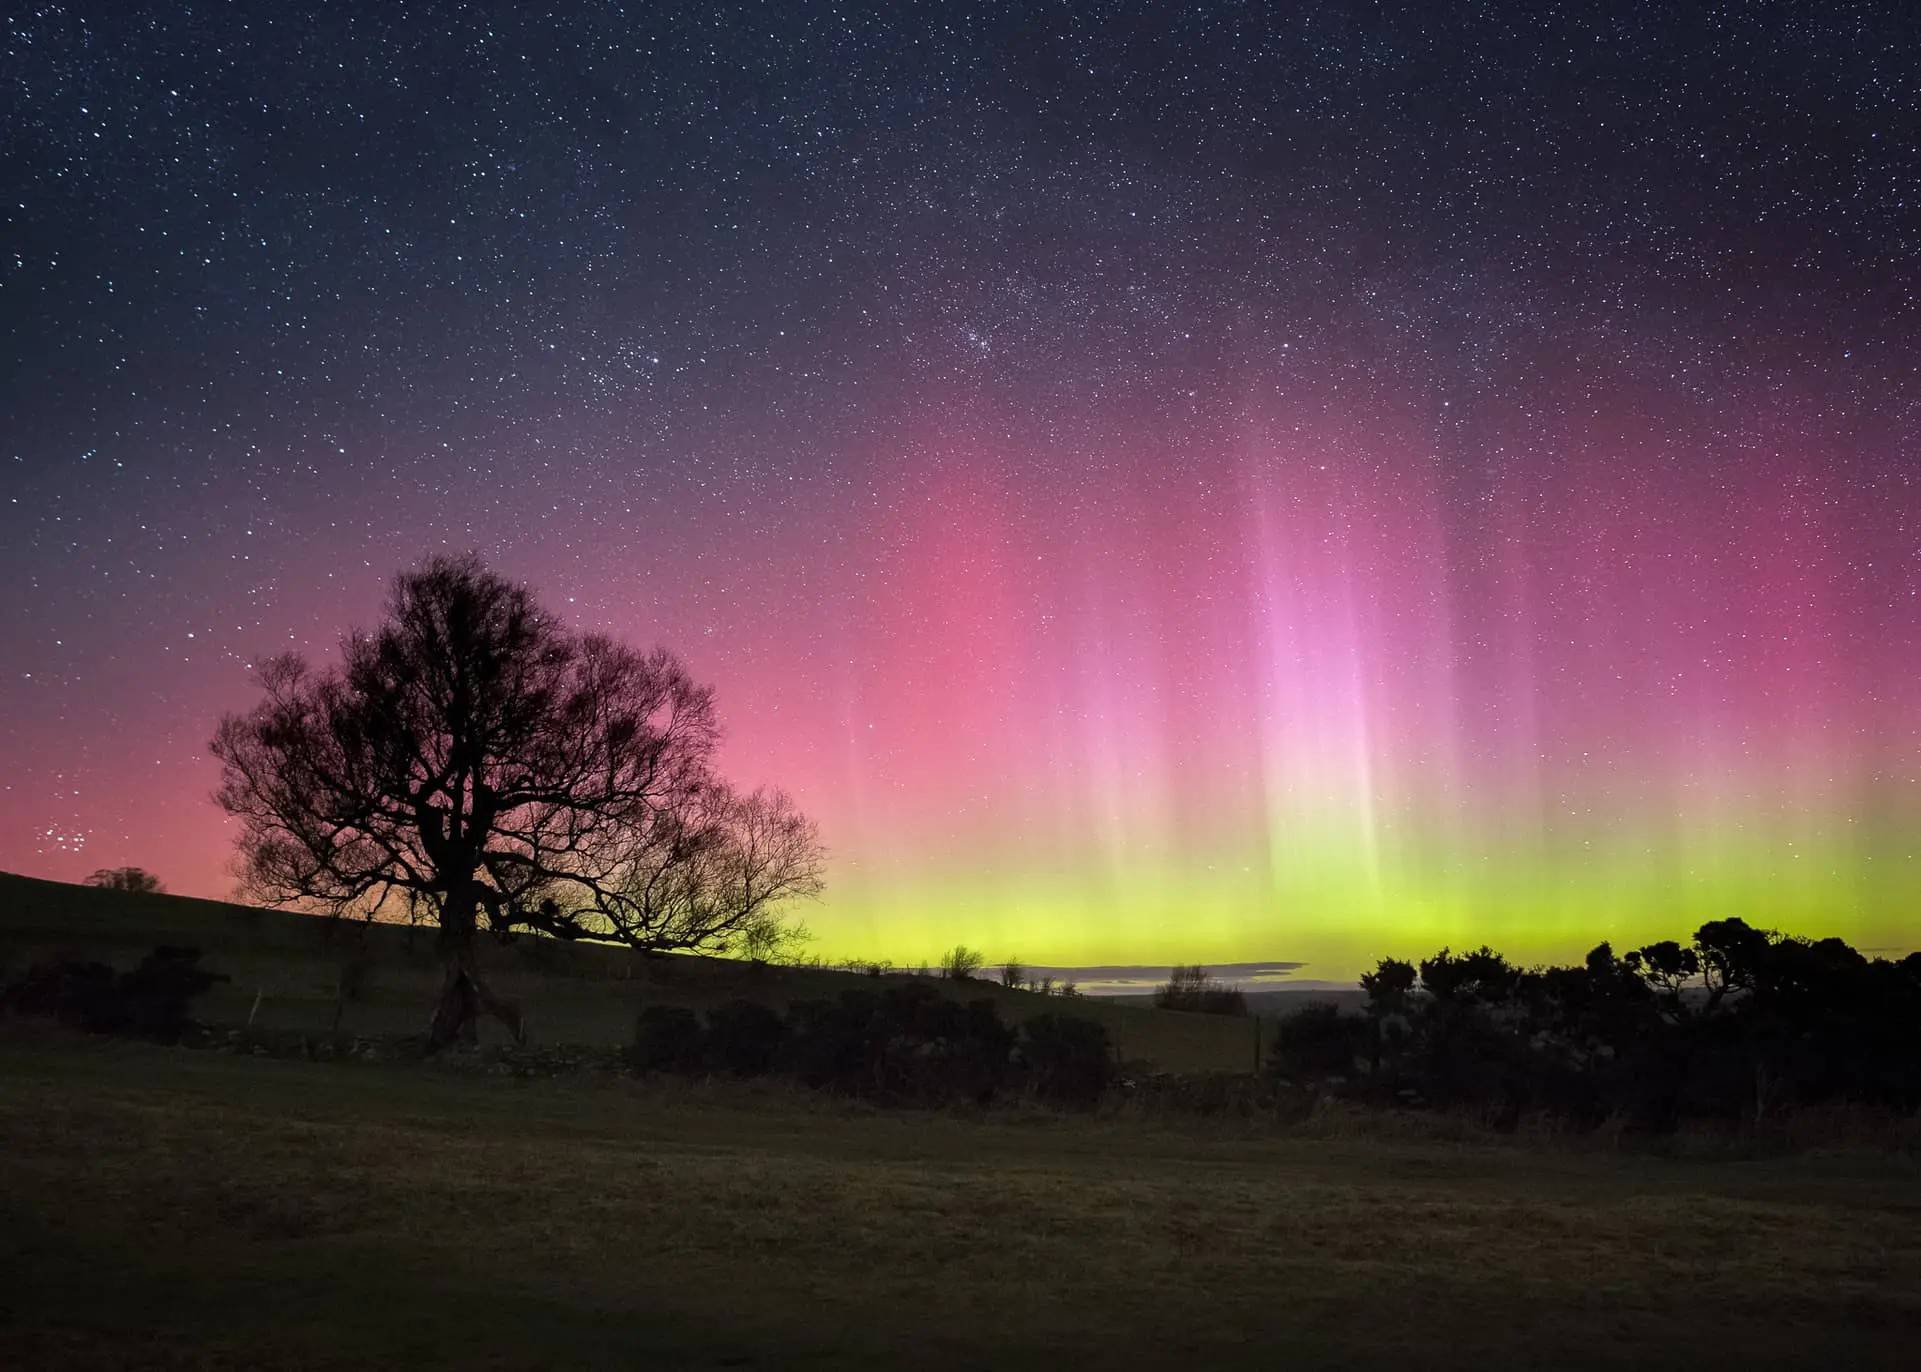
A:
247 987 263 1027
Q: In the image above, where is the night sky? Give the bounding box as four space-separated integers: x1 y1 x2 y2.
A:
4 3 1919 979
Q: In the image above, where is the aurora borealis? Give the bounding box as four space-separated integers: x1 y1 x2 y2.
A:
3 4 1918 980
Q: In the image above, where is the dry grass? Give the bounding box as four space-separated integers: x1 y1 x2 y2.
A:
2 1031 1918 1369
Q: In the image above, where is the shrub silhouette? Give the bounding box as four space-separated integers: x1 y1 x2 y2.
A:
706 998 786 1076
2 945 226 1042
1017 1013 1112 1105
784 982 1014 1104
1154 965 1247 1016
1340 920 1921 1130
630 1005 705 1073
1270 1003 1367 1082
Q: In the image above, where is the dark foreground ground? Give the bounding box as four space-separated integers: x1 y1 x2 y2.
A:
2 1032 1917 1370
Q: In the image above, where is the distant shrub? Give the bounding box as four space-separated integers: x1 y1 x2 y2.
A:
629 1004 705 1073
706 998 786 1076
1 945 226 1042
940 945 985 981
1270 1003 1367 1082
1154 965 1248 1016
998 959 1026 990
1018 1013 1112 1106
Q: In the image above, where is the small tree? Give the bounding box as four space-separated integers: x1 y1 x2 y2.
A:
998 958 1026 990
939 945 984 981
1154 964 1247 1015
85 867 163 894
212 555 824 1049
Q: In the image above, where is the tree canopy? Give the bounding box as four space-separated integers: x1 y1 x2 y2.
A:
212 554 823 1046
85 866 164 894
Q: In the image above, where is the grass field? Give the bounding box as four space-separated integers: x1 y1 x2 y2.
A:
0 872 1272 1072
2 1031 1917 1369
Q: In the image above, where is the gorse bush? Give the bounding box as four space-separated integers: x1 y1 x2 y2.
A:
1348 922 1921 1130
706 997 786 1076
623 981 1112 1109
1270 1002 1368 1083
629 1004 705 1073
1 945 226 1042
784 981 1014 1104
1017 1013 1113 1105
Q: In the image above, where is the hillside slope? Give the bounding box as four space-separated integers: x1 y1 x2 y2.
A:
0 872 1263 1071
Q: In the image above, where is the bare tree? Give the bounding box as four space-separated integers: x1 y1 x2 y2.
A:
212 555 824 1048
939 945 984 981
85 866 164 894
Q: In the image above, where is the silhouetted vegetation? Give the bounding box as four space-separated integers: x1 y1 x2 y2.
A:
705 997 786 1075
85 866 163 894
1016 1012 1114 1105
629 1004 705 1073
1154 964 1248 1016
1274 920 1921 1131
2 945 226 1042
211 555 823 1049
1269 1001 1368 1083
626 980 1113 1108
939 944 985 981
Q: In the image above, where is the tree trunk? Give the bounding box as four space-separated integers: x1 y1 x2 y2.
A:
427 945 525 1050
426 897 524 1050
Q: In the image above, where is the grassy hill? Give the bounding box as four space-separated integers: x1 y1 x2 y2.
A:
5 1033 1918 1370
0 871 1267 1073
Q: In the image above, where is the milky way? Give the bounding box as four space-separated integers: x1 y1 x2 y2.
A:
4 4 1919 975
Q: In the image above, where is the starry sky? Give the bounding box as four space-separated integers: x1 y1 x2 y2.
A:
4 2 1919 980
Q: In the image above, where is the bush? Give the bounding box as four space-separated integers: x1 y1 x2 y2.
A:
706 998 786 1076
2 958 121 1031
1270 1003 1367 1082
1 945 226 1042
1018 1013 1112 1106
783 982 1015 1104
629 1004 705 1073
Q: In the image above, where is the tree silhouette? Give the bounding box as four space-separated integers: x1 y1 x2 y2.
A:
1154 965 1248 1015
939 945 984 980
211 555 824 1048
85 866 164 894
